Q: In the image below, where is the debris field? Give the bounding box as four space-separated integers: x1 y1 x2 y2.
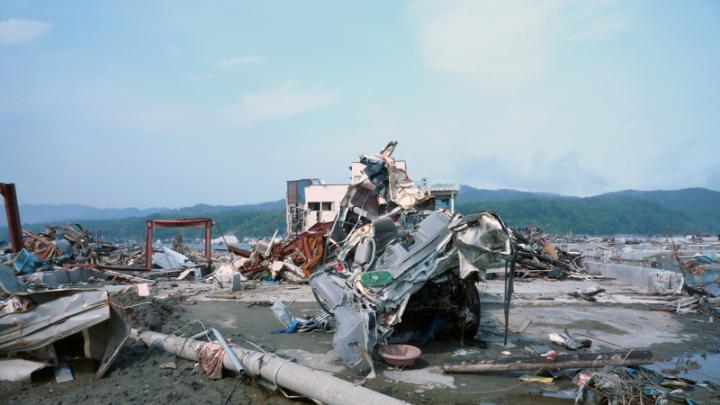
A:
1 142 719 404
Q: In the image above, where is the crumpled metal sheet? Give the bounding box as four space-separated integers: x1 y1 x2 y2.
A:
310 271 376 367
0 290 110 352
0 287 131 378
152 246 196 269
359 142 432 210
0 262 28 294
451 212 512 279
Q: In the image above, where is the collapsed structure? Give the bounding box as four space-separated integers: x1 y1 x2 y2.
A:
309 141 514 367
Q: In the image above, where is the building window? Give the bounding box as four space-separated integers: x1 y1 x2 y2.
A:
322 202 333 211
308 202 320 211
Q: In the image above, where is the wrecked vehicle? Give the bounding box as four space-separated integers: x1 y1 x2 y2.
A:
311 141 514 367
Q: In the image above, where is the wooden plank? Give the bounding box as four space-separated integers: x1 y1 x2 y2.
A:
443 350 655 374
176 269 193 280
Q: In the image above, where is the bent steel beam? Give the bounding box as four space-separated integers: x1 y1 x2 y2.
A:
145 218 214 269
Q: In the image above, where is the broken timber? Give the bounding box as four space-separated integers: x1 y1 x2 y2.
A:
443 350 655 374
80 264 155 284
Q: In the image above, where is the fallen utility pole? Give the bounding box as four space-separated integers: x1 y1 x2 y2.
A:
443 350 654 374
130 329 408 405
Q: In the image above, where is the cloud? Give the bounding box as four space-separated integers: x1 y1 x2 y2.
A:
409 0 632 88
225 84 340 125
0 19 51 45
218 55 263 69
451 150 609 197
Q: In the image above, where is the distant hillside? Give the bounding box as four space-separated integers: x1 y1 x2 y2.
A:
456 186 720 235
154 200 285 217
0 200 285 227
2 188 718 243
0 200 287 243
0 207 285 243
598 188 720 231
457 186 564 203
0 204 168 226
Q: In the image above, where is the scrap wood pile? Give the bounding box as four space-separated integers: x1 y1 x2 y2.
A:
228 221 332 282
511 225 584 279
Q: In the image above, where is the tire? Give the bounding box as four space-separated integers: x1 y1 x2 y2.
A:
461 280 481 339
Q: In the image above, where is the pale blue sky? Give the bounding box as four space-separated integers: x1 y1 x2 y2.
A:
1 1 719 208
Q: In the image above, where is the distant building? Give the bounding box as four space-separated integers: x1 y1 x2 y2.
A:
286 160 458 236
286 179 347 236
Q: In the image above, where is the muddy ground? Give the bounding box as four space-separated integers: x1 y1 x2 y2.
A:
3 278 720 404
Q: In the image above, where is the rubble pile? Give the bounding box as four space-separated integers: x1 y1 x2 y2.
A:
228 221 331 282
7 224 145 270
511 225 584 278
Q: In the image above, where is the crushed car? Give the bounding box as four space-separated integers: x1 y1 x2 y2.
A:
310 141 515 367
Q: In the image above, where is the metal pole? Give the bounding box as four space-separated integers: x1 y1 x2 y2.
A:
210 328 244 373
145 221 154 269
204 221 212 263
0 183 23 253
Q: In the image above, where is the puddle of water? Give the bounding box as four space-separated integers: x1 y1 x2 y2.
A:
645 350 720 384
383 367 456 389
542 389 577 400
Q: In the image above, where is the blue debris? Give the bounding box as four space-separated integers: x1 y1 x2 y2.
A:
13 249 43 275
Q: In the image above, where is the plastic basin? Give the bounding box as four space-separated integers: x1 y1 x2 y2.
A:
378 344 422 367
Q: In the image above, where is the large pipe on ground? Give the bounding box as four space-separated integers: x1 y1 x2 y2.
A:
130 328 407 405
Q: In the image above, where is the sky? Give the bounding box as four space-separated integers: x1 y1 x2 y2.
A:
1 1 719 208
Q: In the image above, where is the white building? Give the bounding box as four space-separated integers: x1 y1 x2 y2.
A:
286 179 347 235
286 160 457 235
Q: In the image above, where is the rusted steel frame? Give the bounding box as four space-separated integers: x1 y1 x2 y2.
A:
301 236 324 277
0 183 23 253
148 218 212 228
144 218 214 269
227 245 252 257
